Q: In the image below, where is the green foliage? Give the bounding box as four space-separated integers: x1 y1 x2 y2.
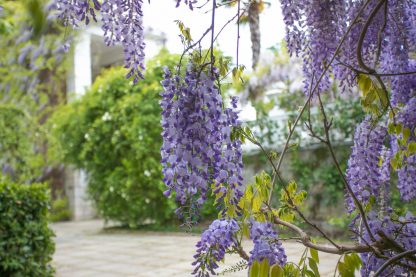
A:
276 180 307 223
50 190 71 222
245 91 364 218
175 20 193 45
296 246 321 277
357 74 389 117
247 247 324 277
0 105 47 183
288 147 349 213
0 0 67 186
335 253 362 277
0 0 68 107
388 121 416 170
238 171 274 225
0 182 55 276
52 50 182 227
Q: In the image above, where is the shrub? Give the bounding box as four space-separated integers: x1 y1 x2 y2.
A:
0 105 44 183
0 182 55 276
50 190 71 222
52 50 179 227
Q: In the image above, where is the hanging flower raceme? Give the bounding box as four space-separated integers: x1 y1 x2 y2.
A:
249 221 287 267
279 0 416 94
280 0 346 93
160 66 244 218
345 118 387 213
380 1 416 106
359 212 416 276
52 0 100 27
192 219 239 276
101 0 145 82
175 0 197 9
52 0 145 82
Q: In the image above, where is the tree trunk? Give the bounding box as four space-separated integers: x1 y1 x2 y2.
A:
248 0 261 70
248 1 262 101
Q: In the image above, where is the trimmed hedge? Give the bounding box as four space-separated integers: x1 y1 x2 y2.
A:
0 182 55 276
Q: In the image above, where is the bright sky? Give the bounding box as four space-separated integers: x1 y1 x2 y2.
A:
142 1 285 69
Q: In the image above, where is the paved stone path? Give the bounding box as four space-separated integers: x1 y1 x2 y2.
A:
52 220 339 277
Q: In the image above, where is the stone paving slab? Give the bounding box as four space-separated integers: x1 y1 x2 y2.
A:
52 220 339 277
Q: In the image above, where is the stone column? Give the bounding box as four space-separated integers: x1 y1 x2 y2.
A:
65 31 96 220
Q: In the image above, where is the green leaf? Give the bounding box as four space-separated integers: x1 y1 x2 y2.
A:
376 87 389 109
270 264 284 277
408 142 416 154
390 155 398 170
250 260 260 277
259 259 269 277
349 253 362 267
310 248 319 264
358 74 372 95
403 127 411 142
388 123 395 134
305 269 316 277
363 90 376 106
395 124 403 135
252 194 262 212
308 257 320 277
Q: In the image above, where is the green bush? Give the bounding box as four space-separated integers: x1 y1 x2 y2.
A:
0 105 44 183
0 182 55 276
52 50 179 227
50 190 71 222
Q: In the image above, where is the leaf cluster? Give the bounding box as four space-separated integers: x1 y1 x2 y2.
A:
0 182 55 276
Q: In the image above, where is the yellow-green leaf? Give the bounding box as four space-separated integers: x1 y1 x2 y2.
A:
259 259 269 277
308 257 320 277
403 127 411 142
270 264 284 277
310 248 319 264
358 74 372 95
250 260 260 277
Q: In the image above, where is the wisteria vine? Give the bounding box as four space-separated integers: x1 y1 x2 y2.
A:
160 65 244 219
51 0 416 275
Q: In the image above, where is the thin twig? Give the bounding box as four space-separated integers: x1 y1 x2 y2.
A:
210 0 217 74
316 92 376 242
356 0 395 117
236 0 241 68
234 245 250 261
268 209 372 255
244 0 375 250
356 0 386 73
335 60 416 77
177 26 212 74
373 0 388 69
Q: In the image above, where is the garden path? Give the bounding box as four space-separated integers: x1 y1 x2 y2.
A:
52 220 339 277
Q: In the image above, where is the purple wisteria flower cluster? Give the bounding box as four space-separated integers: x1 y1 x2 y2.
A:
192 219 239 276
160 66 244 217
358 212 416 276
345 118 387 213
52 0 145 82
101 0 145 82
249 221 287 267
175 0 197 9
53 0 101 27
280 0 416 93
